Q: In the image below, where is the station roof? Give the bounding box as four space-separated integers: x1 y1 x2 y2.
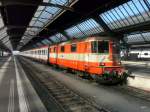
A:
0 0 150 51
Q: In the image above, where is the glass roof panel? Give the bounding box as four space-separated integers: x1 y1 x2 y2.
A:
127 36 144 43
0 28 8 40
51 0 68 5
141 32 150 41
0 13 4 29
42 39 52 45
1 36 9 43
55 33 67 41
19 0 75 49
45 7 59 14
100 0 150 29
125 32 150 44
0 32 7 40
65 18 103 38
49 35 60 42
65 26 84 38
77 19 103 36
33 21 44 27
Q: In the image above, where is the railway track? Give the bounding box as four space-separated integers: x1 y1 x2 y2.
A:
18 56 109 112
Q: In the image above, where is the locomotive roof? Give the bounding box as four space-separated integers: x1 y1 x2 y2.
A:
58 36 115 46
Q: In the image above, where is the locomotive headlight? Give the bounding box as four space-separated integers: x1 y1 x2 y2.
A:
100 63 105 66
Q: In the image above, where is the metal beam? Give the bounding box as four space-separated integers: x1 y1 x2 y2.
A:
6 25 43 29
1 1 74 12
93 14 129 48
60 31 70 40
128 41 150 45
93 16 112 33
114 21 150 34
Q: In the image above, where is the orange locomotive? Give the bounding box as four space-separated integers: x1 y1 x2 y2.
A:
49 36 130 84
22 36 130 84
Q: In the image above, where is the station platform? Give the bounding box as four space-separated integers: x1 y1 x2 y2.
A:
0 56 47 112
122 60 150 67
121 60 150 92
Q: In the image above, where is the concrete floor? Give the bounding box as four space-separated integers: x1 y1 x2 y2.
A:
23 57 150 112
0 56 47 112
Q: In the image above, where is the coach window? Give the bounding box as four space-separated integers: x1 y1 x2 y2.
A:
42 50 44 55
43 50 46 55
54 47 57 52
43 50 44 55
71 44 77 52
144 53 148 55
61 46 65 52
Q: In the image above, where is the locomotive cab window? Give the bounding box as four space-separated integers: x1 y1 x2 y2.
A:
91 41 109 53
71 44 77 52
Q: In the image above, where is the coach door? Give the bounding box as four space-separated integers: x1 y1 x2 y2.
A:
48 46 50 63
84 42 89 72
54 47 58 64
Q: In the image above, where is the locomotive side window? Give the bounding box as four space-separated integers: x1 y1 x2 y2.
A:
91 41 109 53
71 44 77 52
61 46 65 52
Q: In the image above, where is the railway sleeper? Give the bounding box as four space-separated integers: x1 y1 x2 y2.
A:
63 101 85 107
54 95 79 101
47 88 68 92
68 104 98 112
58 97 82 103
51 93 75 98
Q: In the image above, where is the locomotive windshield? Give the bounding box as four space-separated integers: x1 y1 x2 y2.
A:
91 41 109 53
